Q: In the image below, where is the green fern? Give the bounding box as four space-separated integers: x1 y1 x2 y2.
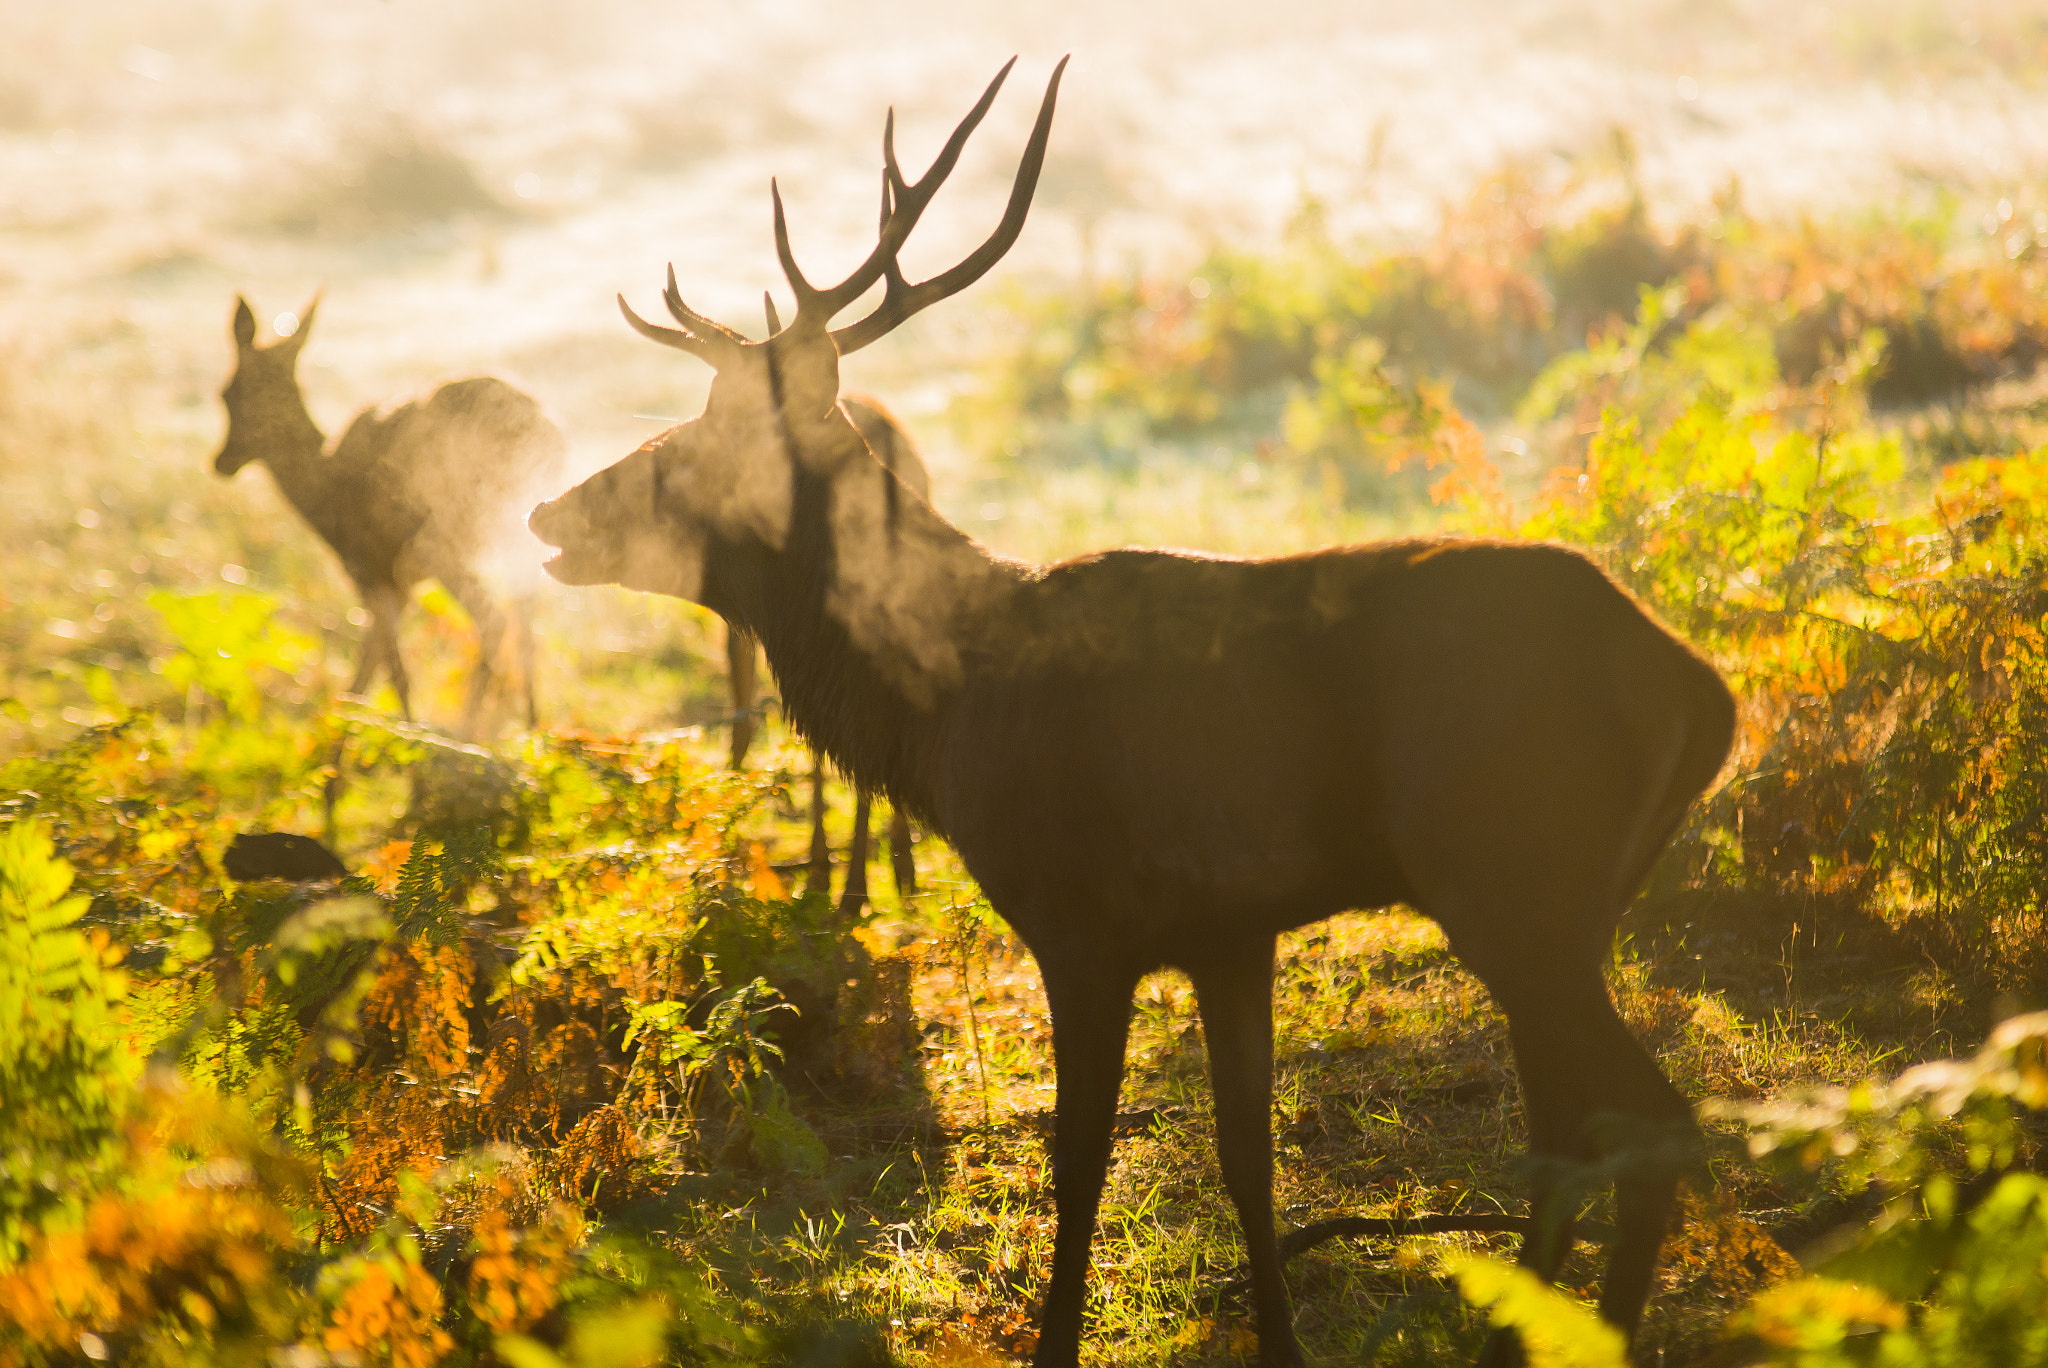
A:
0 818 136 1258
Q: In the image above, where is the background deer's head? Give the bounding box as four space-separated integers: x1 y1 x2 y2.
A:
215 294 321 476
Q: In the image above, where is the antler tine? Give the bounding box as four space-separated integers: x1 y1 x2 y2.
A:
763 290 782 335
831 55 1067 356
770 179 822 311
779 57 1024 333
888 55 1016 220
618 293 734 367
661 263 750 348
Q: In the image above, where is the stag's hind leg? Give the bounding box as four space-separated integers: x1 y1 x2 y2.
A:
1456 936 1695 1368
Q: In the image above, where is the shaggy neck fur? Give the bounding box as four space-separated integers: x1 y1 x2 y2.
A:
707 426 1024 822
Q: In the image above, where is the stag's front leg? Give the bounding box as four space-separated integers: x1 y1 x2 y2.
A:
725 624 758 769
839 791 873 919
1034 954 1138 1368
1188 943 1302 1368
806 753 832 897
345 596 391 700
888 806 917 898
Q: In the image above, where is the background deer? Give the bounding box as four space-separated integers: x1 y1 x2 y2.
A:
215 298 567 734
726 392 926 915
528 60 1736 1368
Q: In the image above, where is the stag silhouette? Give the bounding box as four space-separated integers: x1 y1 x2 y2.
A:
530 59 1734 1368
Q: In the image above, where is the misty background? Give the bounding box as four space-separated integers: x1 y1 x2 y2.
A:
3 0 2045 736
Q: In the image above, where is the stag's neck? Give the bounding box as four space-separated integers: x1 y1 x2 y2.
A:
726 457 1024 819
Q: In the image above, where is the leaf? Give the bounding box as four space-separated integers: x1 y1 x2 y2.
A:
1441 1253 1629 1368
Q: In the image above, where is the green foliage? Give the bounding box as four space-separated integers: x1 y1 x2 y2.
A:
624 972 825 1176
1442 1253 1628 1368
151 589 319 723
969 167 1701 487
1718 1013 2048 1366
392 827 501 944
0 694 912 1364
0 819 135 1259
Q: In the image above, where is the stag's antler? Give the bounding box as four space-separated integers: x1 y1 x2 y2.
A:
620 56 1066 365
618 264 748 367
825 55 1066 354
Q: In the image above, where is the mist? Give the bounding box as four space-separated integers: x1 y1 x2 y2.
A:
5 0 2046 736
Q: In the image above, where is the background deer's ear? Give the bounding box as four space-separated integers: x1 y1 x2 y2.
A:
232 296 257 350
280 292 320 360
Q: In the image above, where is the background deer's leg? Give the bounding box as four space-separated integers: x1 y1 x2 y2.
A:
515 598 539 729
725 623 758 769
838 790 872 919
1033 954 1138 1368
806 752 831 898
345 605 390 701
442 567 509 738
365 584 412 720
1187 942 1303 1368
328 596 393 839
889 806 916 899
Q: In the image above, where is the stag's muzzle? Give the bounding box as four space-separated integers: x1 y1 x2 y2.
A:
528 494 610 585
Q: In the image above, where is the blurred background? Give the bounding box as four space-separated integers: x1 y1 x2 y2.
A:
5 0 2047 741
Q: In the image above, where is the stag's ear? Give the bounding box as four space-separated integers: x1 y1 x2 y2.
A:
232 296 257 350
280 292 320 361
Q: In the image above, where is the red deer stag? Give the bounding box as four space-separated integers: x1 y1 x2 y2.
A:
215 298 567 733
529 59 1735 1368
726 392 927 915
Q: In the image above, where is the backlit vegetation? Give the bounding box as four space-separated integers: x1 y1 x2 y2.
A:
11 165 2048 1366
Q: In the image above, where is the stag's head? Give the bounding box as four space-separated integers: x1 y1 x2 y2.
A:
214 295 319 476
529 56 1066 604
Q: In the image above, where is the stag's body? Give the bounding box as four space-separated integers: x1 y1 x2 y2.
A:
530 59 1735 1367
216 299 567 729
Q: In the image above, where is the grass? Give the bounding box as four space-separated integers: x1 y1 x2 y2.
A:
819 903 1946 1366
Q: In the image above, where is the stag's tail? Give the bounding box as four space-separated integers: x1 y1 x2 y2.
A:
1670 644 1738 809
1603 628 1738 916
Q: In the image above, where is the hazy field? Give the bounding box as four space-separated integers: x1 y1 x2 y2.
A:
8 2 2048 525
